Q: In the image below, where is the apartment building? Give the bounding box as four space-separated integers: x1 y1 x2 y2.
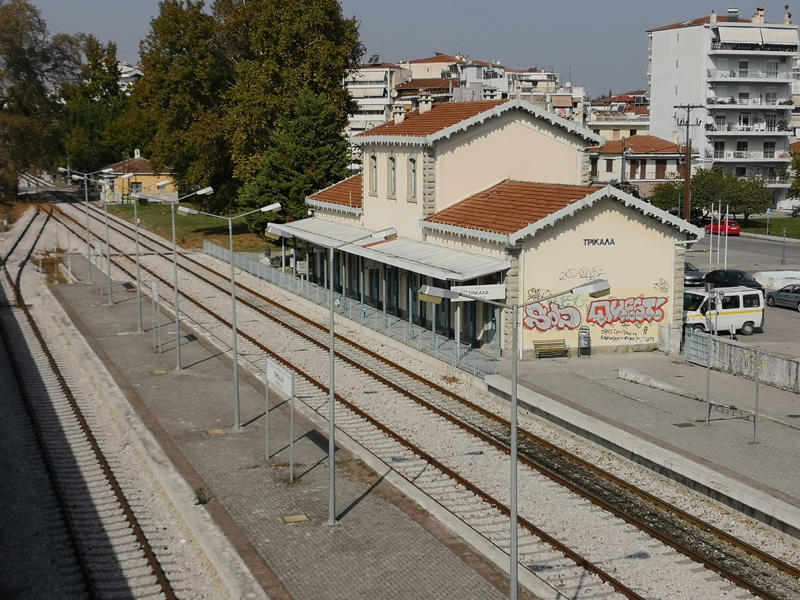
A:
648 6 799 205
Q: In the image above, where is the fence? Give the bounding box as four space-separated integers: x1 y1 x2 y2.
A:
203 241 498 378
685 329 800 393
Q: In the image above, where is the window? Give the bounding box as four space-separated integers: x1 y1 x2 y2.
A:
655 159 667 179
629 129 637 137
369 155 378 195
131 182 142 194
738 91 750 104
604 159 614 173
387 156 396 197
764 141 775 158
742 294 761 308
738 60 749 78
765 91 778 106
714 141 726 159
721 295 740 310
735 166 747 177
407 157 417 201
739 113 751 127
767 61 778 78
590 157 598 178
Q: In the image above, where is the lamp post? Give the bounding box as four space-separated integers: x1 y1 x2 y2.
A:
420 279 611 600
268 224 397 525
179 202 281 429
150 186 213 371
127 177 171 332
60 167 113 284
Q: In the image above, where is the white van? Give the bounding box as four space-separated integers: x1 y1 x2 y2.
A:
683 286 764 336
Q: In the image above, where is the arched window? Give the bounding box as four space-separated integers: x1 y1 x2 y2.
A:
369 155 378 194
408 157 417 200
388 156 396 197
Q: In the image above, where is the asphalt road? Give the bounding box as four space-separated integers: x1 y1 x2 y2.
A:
685 224 800 354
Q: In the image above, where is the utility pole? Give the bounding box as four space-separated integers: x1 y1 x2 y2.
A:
675 104 704 221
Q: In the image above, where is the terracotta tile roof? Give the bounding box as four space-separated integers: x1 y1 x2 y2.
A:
356 100 505 138
790 140 800 154
630 105 650 115
396 78 461 91
307 174 362 208
425 180 599 235
648 15 748 32
591 135 685 155
404 53 460 64
106 157 155 174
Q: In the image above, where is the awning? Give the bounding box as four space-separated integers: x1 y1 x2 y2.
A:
760 28 799 45
267 218 510 282
551 95 573 108
717 26 763 44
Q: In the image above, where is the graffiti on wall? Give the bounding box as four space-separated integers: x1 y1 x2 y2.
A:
525 287 553 302
523 302 582 332
653 278 670 294
558 265 606 282
586 296 668 327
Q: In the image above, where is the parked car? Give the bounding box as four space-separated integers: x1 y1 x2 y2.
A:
684 262 706 287
705 219 741 236
705 269 764 293
684 286 764 335
766 284 800 311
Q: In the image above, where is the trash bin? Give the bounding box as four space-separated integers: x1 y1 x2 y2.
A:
578 326 591 357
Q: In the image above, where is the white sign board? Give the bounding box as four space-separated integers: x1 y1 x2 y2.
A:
295 260 308 275
267 359 293 398
450 283 506 301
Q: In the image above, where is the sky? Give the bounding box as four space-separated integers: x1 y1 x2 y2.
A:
29 1 800 96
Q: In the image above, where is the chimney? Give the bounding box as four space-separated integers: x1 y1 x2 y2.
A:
727 7 739 22
710 9 717 23
392 104 405 125
134 148 141 159
752 7 765 23
418 92 433 114
786 7 793 24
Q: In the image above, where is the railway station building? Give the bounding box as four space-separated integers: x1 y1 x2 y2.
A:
267 98 703 357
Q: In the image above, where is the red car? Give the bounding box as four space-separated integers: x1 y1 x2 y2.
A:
705 219 740 236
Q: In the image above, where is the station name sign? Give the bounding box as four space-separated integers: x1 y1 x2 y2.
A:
583 238 616 246
450 284 506 301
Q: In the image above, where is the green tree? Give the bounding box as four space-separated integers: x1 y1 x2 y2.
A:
216 0 363 181
135 0 231 210
237 88 350 233
789 151 800 199
0 0 67 199
732 175 773 225
648 181 682 213
690 167 738 214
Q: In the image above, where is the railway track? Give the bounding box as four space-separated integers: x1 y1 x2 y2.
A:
50 195 800 598
2 200 226 599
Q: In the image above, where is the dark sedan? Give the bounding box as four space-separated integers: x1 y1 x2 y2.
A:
705 269 764 293
766 284 800 311
684 262 705 287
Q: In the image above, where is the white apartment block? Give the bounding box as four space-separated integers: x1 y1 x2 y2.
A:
648 6 799 205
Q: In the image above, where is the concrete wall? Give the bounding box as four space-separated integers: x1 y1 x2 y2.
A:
711 336 800 393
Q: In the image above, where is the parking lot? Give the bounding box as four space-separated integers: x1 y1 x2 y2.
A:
686 229 800 356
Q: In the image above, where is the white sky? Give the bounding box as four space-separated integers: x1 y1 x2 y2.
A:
30 1 799 96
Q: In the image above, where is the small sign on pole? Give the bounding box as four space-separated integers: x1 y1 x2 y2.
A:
266 359 295 482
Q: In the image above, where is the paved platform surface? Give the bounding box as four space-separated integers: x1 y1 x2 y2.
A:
48 260 523 600
489 345 800 536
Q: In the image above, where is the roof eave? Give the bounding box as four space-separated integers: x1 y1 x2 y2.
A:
305 197 363 216
420 220 511 245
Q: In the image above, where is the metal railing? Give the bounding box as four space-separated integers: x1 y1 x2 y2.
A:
204 241 499 378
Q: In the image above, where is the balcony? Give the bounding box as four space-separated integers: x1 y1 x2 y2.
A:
706 96 793 107
705 122 790 134
710 42 798 54
707 149 791 162
707 68 799 81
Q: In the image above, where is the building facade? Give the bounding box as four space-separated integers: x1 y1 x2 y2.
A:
648 7 799 205
270 99 702 358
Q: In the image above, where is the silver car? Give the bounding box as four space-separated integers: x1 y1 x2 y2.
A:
766 284 800 311
684 262 705 287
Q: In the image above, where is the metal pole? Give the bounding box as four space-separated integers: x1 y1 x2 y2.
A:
229 218 241 429
265 365 270 459
171 201 182 370
328 244 337 525
104 199 113 304
290 378 295 483
705 331 712 427
724 204 729 269
85 176 93 284
754 346 761 444
708 202 714 272
510 307 519 600
781 228 787 265
134 198 143 332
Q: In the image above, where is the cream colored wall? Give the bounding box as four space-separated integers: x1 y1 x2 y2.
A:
422 230 507 260
517 199 681 354
361 144 428 240
312 207 362 226
435 113 587 211
111 174 177 201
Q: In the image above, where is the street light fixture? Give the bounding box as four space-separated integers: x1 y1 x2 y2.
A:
178 202 281 429
126 176 171 332
267 224 397 525
133 186 213 370
59 167 113 284
420 278 611 600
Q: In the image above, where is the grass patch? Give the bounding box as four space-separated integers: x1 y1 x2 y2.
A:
740 216 800 238
107 202 276 252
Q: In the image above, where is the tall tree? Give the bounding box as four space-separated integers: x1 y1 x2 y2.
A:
135 0 232 210
732 175 773 225
215 0 364 181
0 0 70 199
238 87 350 232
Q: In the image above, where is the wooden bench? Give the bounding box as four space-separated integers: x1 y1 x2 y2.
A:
533 339 571 359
